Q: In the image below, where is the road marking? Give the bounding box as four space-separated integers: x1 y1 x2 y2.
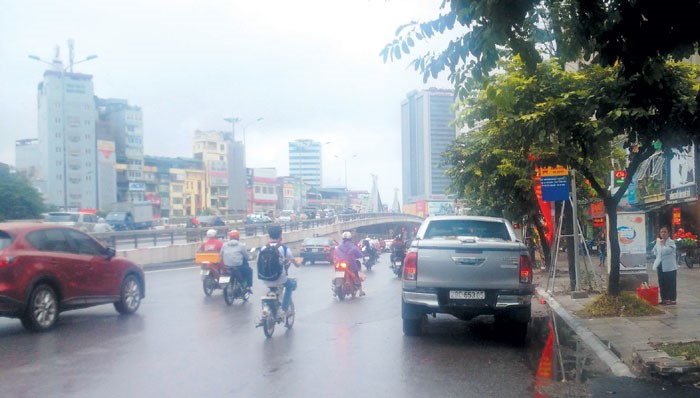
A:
145 266 198 274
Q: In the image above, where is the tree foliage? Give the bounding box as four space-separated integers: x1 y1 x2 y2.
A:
0 169 44 221
385 1 700 294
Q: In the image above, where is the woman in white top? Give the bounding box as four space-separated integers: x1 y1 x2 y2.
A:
652 226 678 305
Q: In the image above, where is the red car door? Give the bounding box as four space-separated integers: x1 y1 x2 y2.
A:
64 229 121 300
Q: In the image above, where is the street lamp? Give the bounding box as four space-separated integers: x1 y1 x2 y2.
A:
334 153 358 189
242 117 263 146
29 48 97 210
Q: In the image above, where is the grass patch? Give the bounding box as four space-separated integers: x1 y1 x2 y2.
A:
657 342 700 364
576 291 664 318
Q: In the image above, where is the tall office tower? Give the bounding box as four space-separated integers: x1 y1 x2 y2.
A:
14 139 41 181
193 130 229 213
400 88 456 205
289 139 322 187
96 98 145 204
36 62 97 210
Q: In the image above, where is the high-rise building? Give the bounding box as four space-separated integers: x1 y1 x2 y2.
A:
14 139 41 181
289 139 322 187
401 88 456 205
96 98 145 204
36 65 97 210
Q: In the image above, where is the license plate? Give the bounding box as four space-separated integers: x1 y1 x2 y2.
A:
200 270 209 276
334 271 346 278
219 276 230 284
449 290 485 300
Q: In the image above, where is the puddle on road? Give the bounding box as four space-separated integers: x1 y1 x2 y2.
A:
529 311 611 398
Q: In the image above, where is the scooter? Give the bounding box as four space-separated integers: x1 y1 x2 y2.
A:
390 252 405 277
196 252 224 296
255 282 295 338
332 261 360 300
220 266 251 305
361 247 376 270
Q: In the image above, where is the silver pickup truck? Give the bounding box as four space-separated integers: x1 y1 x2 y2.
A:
401 215 534 338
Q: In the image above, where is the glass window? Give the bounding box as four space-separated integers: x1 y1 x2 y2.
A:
27 229 73 253
0 231 13 250
423 220 511 241
65 229 105 256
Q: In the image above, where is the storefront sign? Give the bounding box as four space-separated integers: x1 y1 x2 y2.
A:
540 166 569 201
593 217 605 227
666 185 697 204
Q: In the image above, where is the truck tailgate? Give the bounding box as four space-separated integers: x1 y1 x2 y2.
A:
413 239 525 290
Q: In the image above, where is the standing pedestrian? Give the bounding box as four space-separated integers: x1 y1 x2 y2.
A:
598 231 607 267
652 225 678 305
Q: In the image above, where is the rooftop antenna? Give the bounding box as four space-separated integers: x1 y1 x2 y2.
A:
68 39 75 73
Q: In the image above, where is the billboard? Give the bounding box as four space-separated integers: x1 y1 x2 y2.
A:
614 211 647 271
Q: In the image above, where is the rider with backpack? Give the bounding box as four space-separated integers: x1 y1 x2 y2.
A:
257 225 300 316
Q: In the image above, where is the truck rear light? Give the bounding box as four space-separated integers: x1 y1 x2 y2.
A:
519 254 532 283
403 252 417 281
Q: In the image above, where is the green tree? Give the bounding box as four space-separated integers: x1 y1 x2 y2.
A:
0 169 45 221
384 2 700 295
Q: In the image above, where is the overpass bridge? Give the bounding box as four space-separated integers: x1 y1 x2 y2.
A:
103 213 424 266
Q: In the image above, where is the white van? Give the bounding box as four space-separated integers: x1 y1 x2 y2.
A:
43 212 99 232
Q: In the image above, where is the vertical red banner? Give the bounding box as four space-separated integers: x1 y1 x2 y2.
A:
534 178 553 246
672 207 681 226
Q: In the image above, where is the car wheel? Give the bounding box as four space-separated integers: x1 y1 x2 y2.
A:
22 284 59 332
114 274 142 315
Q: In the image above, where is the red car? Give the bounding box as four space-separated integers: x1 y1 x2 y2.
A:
0 223 145 332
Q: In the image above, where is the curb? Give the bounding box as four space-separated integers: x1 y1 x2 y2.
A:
536 287 636 378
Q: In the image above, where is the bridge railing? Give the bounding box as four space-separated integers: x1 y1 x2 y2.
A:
91 212 423 250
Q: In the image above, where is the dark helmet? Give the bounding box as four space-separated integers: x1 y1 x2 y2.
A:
267 224 283 239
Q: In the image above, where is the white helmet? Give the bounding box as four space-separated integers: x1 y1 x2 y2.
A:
342 231 352 240
206 229 217 238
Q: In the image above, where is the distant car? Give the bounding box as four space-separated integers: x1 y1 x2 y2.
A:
278 210 296 223
300 236 337 265
340 207 357 215
0 223 146 332
43 212 98 232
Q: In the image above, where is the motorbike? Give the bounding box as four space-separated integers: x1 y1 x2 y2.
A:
390 251 405 277
196 252 224 296
255 281 295 337
361 247 376 270
220 266 251 305
332 261 360 300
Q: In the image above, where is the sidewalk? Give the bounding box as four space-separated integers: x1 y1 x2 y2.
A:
535 254 700 382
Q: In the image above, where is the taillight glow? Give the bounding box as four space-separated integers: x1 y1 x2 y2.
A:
519 255 532 283
335 262 347 270
403 252 417 280
0 255 17 267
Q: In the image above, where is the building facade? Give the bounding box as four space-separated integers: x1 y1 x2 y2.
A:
400 88 456 206
193 130 229 214
36 68 97 210
14 139 41 181
289 139 322 187
96 98 145 204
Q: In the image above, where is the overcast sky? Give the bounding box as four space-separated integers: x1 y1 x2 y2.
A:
0 0 452 205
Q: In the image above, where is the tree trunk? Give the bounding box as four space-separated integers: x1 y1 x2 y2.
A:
605 197 621 295
534 218 552 269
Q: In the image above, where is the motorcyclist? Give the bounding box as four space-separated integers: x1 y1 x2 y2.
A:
334 231 366 296
220 230 252 292
390 234 406 263
93 217 112 233
198 229 224 253
361 237 377 264
261 225 300 317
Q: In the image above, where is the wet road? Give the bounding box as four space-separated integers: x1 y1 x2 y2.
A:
1 255 695 397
